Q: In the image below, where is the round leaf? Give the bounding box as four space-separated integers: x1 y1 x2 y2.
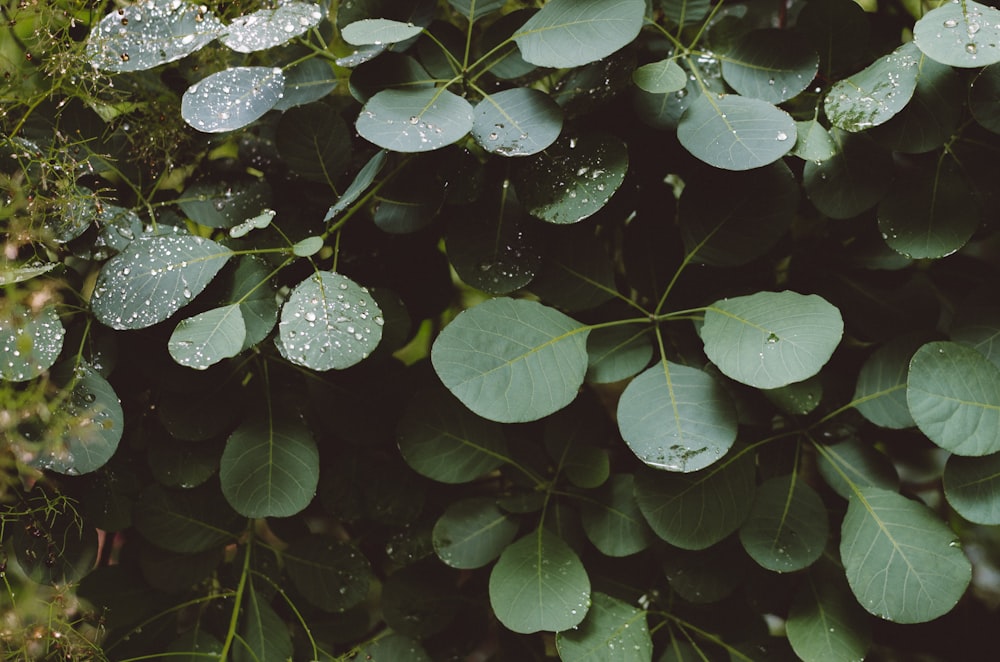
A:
872 55 962 153
702 291 844 389
633 58 687 94
617 362 737 473
291 236 324 257
853 334 925 429
950 303 1000 368
396 388 509 483
824 42 921 132
791 119 837 162
272 58 337 112
841 487 971 623
721 29 819 104
433 497 519 569
182 67 285 133
914 1 1000 68
91 234 233 330
219 416 319 518
472 88 564 156
512 0 645 68
168 305 247 370
580 474 654 557
677 94 796 171
738 475 828 573
489 529 591 634
341 18 424 45
0 304 64 382
556 592 652 662
284 535 373 612
585 325 653 384
513 133 628 224
431 298 590 423
944 452 1000 525
802 130 892 219
276 271 383 371
907 341 1000 456
220 2 324 53
356 88 474 152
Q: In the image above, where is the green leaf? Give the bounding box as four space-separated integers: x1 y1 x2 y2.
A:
853 334 925 429
871 55 962 153
284 535 373 612
219 416 319 518
0 304 64 382
449 0 505 21
235 585 292 662
396 388 509 483
0 261 57 286
971 64 1000 134
147 439 219 489
580 474 654 557
86 1 223 72
324 150 386 221
356 88 474 152
907 341 1000 456
633 59 687 94
512 0 645 68
529 224 617 312
514 133 628 224
276 104 352 183
27 362 123 475
795 0 870 76
276 271 383 370
357 633 432 662
660 0 711 25
840 487 971 623
634 450 756 550
556 592 652 661
168 305 246 370
91 234 233 330
221 2 324 53
764 375 823 415
586 325 653 384
786 561 873 662
943 452 1000 525
816 439 900 500
802 130 892 219
877 160 979 259
701 291 844 389
166 631 224 661
738 475 828 573
472 88 564 156
222 255 279 350
133 483 244 553
662 538 749 604
382 562 460 637
677 94 796 171
721 29 818 104
617 362 737 472
544 398 612 488
489 528 591 634
431 297 590 423
825 42 921 132
950 304 1000 368
432 497 519 569
791 119 837 162
914 0 1000 68
272 58 338 112
182 67 285 133
178 179 272 229
291 236 324 257
342 18 424 45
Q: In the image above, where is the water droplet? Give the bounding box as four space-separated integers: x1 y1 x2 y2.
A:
966 42 978 54
943 18 958 28
776 131 788 141
304 311 316 322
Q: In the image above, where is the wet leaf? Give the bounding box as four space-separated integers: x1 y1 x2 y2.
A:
556 592 652 661
168 304 246 370
914 0 1000 68
284 535 373 612
324 150 387 221
825 42 921 132
182 67 285 133
0 261 58 286
356 88 474 152
721 29 818 104
678 94 796 171
271 58 337 111
342 18 423 45
472 88 564 156
221 2 324 53
0 304 64 382
433 497 519 569
513 0 645 68
178 179 272 230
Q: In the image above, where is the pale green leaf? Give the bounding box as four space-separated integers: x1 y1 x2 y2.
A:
324 150 387 221
580 474 654 557
943 452 1000 525
222 2 324 53
0 304 64 382
433 497 519 569
677 94 796 171
431 298 590 423
738 475 828 573
853 334 925 429
341 18 423 45
0 261 57 286
168 305 246 370
513 0 645 68
825 42 921 132
556 592 652 662
914 0 1000 68
291 236 324 257
356 88 474 152
840 487 970 623
489 528 591 633
472 87 563 156
182 67 285 133
633 59 687 94
701 291 844 389
721 29 818 104
791 119 837 162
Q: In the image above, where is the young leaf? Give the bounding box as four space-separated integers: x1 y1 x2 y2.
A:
276 271 383 371
396 388 509 483
677 94 796 171
356 88 474 152
219 416 319 518
324 150 387 221
634 450 756 550
284 536 373 612
0 304 64 382
432 497 519 569
907 341 1000 456
853 334 925 429
91 234 233 330
489 529 591 634
701 291 844 389
738 475 828 573
431 298 590 423
291 236 324 257
580 474 654 557
221 2 324 53
512 0 645 68
914 0 1000 68
182 67 285 133
341 18 424 46
235 585 292 662
825 42 921 132
168 305 247 370
617 362 738 473
786 561 873 662
86 1 223 72
555 592 652 661
472 88 564 156
721 29 819 104
943 452 1000 525
633 58 687 94
840 487 971 623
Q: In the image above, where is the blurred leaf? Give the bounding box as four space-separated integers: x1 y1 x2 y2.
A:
284 535 373 612
133 483 244 553
0 304 64 382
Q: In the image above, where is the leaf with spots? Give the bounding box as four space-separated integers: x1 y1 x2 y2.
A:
825 42 921 133
0 304 64 382
678 94 796 171
556 592 652 662
276 271 383 371
914 0 1000 68
356 88 474 153
220 2 325 53
341 18 424 45
91 234 232 330
182 67 285 133
168 304 247 370
472 87 564 157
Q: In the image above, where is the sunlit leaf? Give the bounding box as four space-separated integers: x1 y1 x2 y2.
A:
473 88 563 156
678 94 796 171
433 497 519 569
182 67 285 133
914 0 1000 68
556 592 652 661
512 0 645 68
721 29 818 104
701 291 844 389
841 487 970 623
357 88 474 152
489 528 591 633
825 42 921 132
738 475 828 573
221 2 324 53
0 304 64 382
431 297 590 423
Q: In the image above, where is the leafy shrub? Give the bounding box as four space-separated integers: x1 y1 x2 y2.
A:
3 0 1000 659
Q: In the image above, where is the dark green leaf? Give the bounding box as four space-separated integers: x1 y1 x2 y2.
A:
853 334 925 429
586 325 653 384
277 104 352 183
943 452 1000 525
721 29 818 104
222 255 279 350
950 304 1000 368
738 475 828 573
182 67 285 133
221 2 324 53
284 535 373 612
431 297 590 423
357 633 432 662
473 87 564 156
272 58 338 111
580 474 654 557
168 305 246 370
433 497 519 569
381 562 460 637
528 223 618 311
786 561 872 662
764 375 823 415
678 94 796 171
325 150 386 221
556 592 652 661
816 439 899 500
871 55 962 153
489 528 591 633
914 0 1000 68
544 398 612 488
841 487 970 623
825 42 921 132
449 0 505 20
795 0 870 77
235 586 292 662
970 64 1000 134
512 0 645 68
178 179 272 229
0 304 64 382
133 483 244 553
802 130 892 219
356 88 474 152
